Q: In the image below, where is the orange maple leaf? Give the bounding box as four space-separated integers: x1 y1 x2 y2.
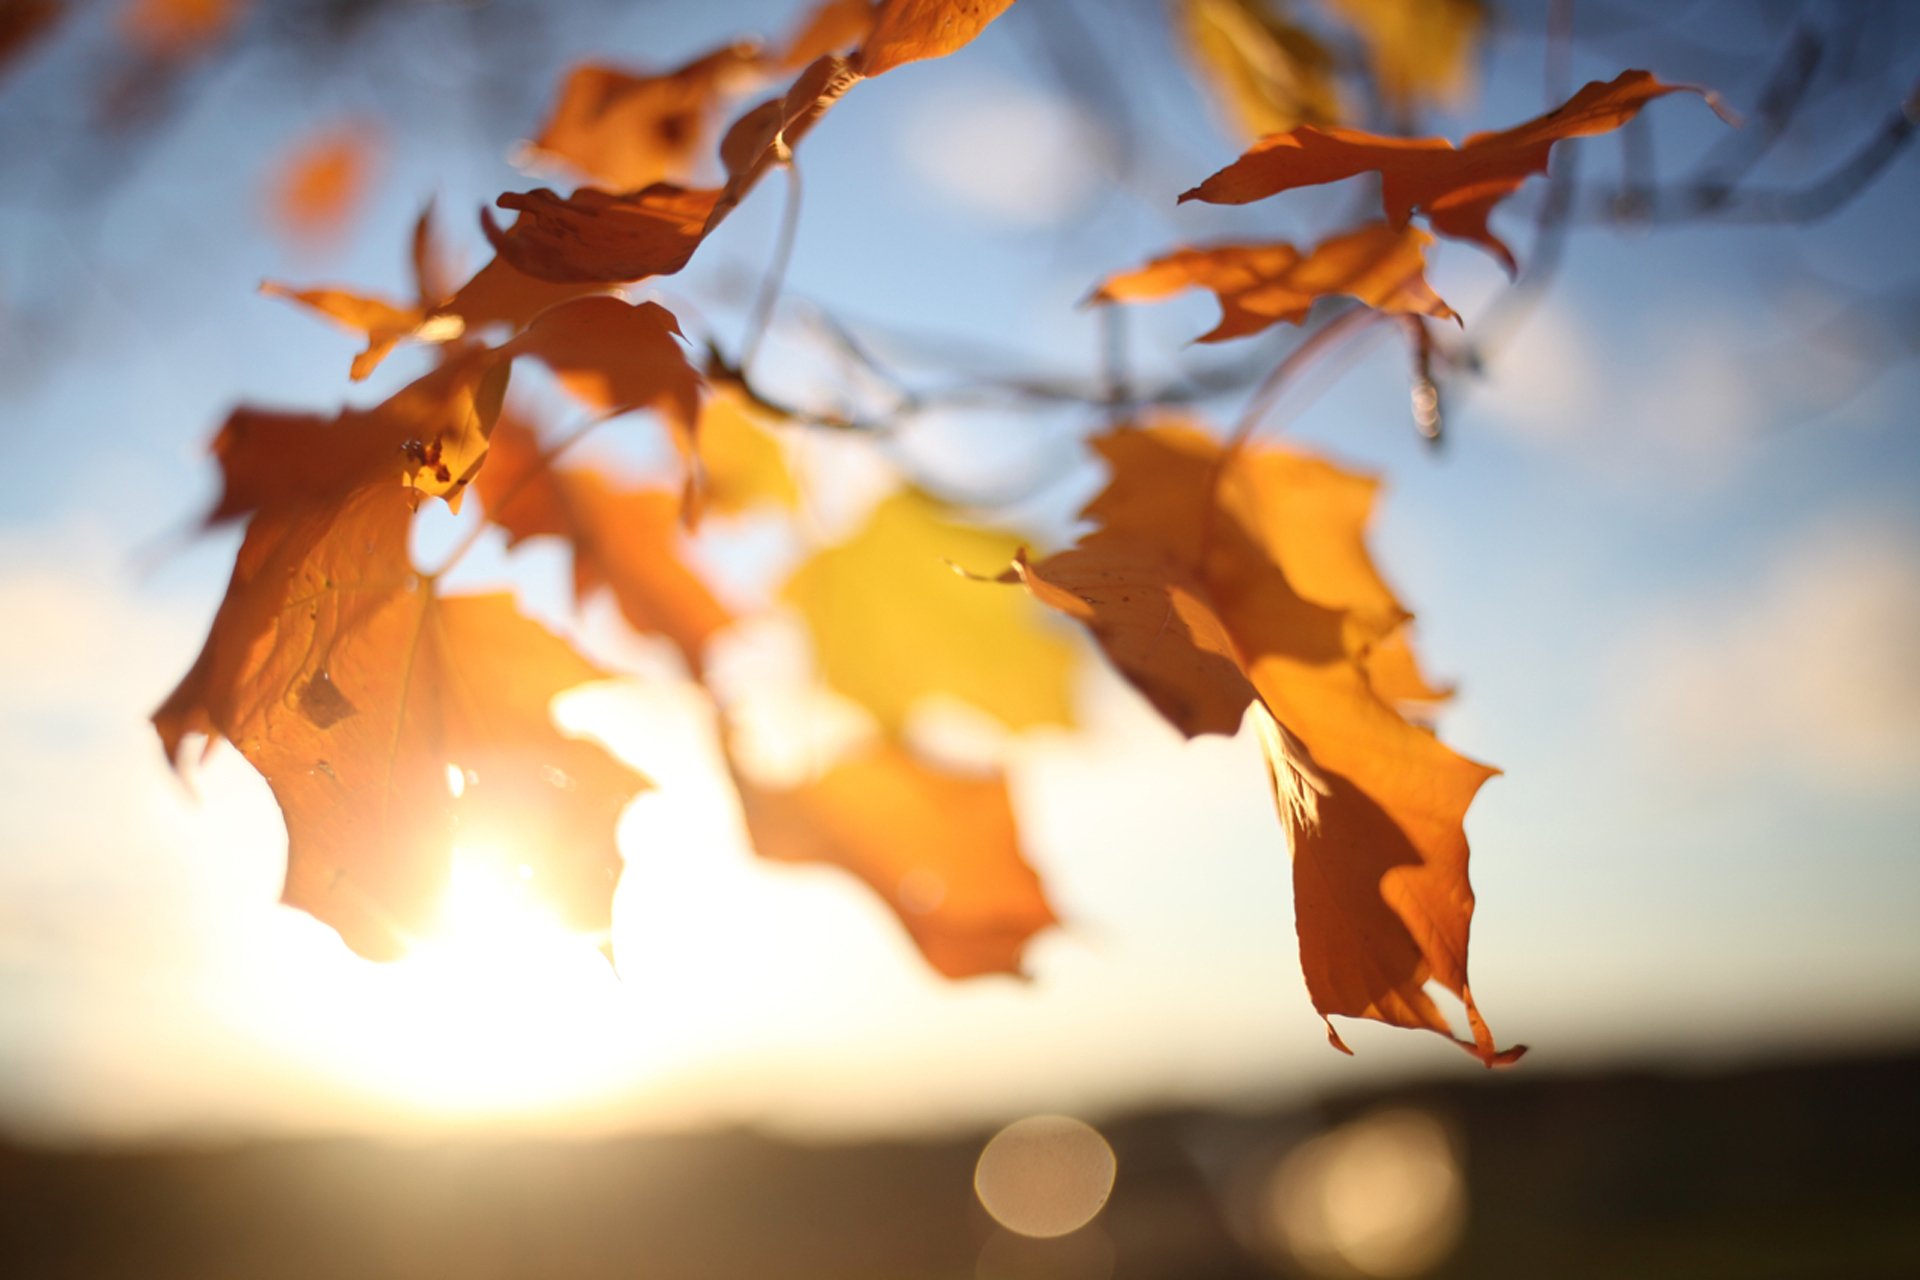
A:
523 43 764 192
1181 69 1723 271
733 741 1056 979
476 413 732 670
159 483 645 960
1009 421 1519 1065
1091 222 1456 343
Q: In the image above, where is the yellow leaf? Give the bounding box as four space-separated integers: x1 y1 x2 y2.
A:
785 489 1077 733
1323 0 1482 113
699 388 800 516
1178 0 1341 139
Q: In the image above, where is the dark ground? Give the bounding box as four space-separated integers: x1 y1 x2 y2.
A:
2 1047 1915 1278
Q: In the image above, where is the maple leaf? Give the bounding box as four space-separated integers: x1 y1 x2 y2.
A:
1179 0 1342 140
522 43 763 192
203 346 509 521
786 489 1078 734
158 482 646 960
1181 70 1722 272
733 741 1056 978
1009 421 1518 1064
213 297 695 522
487 0 1021 286
855 0 1016 77
1091 222 1456 343
476 413 732 670
483 184 723 288
265 204 601 381
267 121 378 247
1323 0 1483 113
485 54 860 287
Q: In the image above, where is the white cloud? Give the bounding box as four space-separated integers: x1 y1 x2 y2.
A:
899 78 1104 229
1473 302 1765 485
1617 517 1920 789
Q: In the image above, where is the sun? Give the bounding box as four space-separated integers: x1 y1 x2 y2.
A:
258 839 659 1125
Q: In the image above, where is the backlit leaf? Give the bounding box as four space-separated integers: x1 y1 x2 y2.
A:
1092 222 1455 342
158 483 646 960
1012 421 1519 1064
734 741 1056 978
523 43 762 191
476 414 731 668
856 0 1016 77
786 489 1077 734
1181 70 1720 272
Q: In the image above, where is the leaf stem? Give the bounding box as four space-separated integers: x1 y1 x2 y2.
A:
738 162 805 376
1226 305 1383 452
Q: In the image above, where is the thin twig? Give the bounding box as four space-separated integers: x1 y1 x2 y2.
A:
422 410 617 582
738 162 805 376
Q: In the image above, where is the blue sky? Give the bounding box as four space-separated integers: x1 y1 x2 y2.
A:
0 0 1915 1141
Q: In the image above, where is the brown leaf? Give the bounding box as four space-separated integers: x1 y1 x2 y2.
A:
1092 222 1455 342
483 183 721 287
1181 70 1720 271
158 482 646 960
523 43 763 191
0 0 61 78
475 414 731 668
855 0 1016 77
1013 421 1519 1064
734 742 1056 978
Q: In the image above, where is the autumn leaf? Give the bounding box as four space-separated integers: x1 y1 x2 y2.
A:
265 204 599 381
855 0 1016 77
697 387 801 516
522 43 763 191
0 0 61 77
1178 0 1341 140
1011 421 1518 1064
119 0 242 60
476 413 732 669
733 741 1055 978
484 183 722 287
267 121 379 247
157 482 646 960
772 0 879 70
1091 222 1455 343
202 346 508 523
1181 70 1721 272
1323 0 1483 113
786 488 1078 734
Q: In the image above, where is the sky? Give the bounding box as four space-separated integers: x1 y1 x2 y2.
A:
0 0 1916 1144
